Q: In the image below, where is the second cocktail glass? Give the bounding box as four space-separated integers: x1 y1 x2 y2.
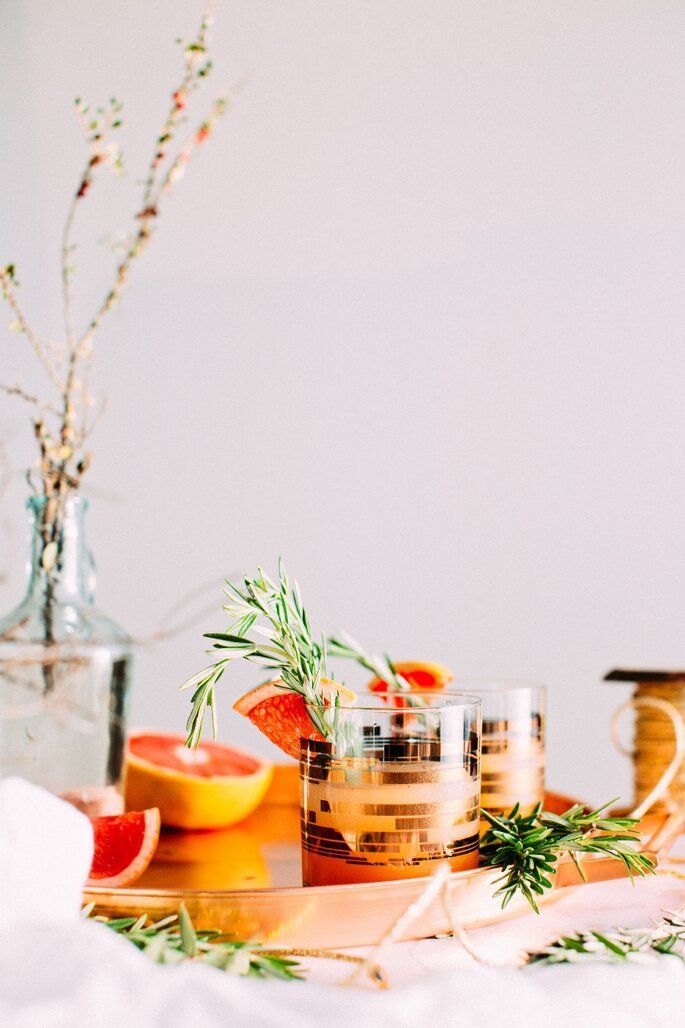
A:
455 680 546 820
299 691 481 886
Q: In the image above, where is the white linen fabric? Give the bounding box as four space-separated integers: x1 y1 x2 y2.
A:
0 779 683 1028
0 778 93 929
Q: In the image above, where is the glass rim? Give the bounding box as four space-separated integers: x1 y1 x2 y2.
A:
305 689 482 713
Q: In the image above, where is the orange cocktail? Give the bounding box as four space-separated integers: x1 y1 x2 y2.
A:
299 692 481 886
459 681 546 820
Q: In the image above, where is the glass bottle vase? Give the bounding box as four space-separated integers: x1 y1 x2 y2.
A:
0 495 132 815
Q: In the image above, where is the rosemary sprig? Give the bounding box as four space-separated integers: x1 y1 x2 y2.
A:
480 801 655 914
525 910 685 966
182 560 330 747
328 632 411 692
83 902 304 980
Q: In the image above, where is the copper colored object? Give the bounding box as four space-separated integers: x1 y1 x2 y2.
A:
83 768 665 950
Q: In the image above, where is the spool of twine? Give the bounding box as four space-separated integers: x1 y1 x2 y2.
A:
611 682 685 817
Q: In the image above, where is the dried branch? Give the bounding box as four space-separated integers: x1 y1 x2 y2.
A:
160 94 228 196
61 197 79 350
0 383 43 408
77 1 220 365
0 267 62 391
1 0 228 605
140 5 214 211
60 98 125 448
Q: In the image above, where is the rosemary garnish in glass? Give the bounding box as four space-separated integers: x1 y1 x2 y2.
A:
328 633 411 692
182 560 332 747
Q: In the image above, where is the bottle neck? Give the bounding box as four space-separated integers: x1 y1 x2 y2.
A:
25 495 94 607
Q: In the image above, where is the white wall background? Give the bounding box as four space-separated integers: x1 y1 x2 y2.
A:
1 0 684 802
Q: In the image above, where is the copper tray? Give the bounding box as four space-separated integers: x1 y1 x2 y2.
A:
84 767 670 949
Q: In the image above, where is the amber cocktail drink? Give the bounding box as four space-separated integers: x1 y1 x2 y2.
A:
456 681 545 820
299 692 481 886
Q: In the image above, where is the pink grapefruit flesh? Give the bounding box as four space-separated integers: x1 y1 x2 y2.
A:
87 808 160 888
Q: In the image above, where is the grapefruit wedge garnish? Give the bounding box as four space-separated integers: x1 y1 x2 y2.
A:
125 731 273 830
367 660 454 695
234 679 355 759
86 808 160 888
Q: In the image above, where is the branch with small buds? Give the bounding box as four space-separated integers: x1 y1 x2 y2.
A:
1 1 228 669
2 1 226 504
0 265 62 390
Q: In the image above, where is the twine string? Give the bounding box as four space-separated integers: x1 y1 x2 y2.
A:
261 948 387 989
610 694 685 819
344 865 451 985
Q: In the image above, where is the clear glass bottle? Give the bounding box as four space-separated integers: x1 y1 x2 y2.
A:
0 495 132 814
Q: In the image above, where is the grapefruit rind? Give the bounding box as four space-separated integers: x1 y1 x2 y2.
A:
233 679 355 760
124 731 274 830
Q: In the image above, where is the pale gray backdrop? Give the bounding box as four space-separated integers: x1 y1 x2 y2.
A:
1 0 684 802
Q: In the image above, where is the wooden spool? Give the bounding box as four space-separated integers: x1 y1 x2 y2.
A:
605 669 685 815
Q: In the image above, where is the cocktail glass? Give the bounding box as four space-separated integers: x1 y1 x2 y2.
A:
454 680 545 821
299 691 481 886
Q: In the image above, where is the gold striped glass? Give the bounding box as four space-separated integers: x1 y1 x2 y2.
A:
455 680 546 821
299 692 481 886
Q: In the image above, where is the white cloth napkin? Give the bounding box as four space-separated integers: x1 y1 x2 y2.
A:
0 778 683 1028
0 777 93 928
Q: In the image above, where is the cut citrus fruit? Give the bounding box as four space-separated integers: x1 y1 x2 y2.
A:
366 660 453 695
87 808 160 888
125 731 273 830
234 679 355 760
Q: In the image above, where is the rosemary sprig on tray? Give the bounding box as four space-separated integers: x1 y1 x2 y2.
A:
525 910 685 966
182 560 329 747
480 800 655 913
84 903 304 980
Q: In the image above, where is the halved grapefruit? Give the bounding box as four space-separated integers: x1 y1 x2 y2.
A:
87 808 160 888
233 679 355 760
125 731 273 830
366 660 454 695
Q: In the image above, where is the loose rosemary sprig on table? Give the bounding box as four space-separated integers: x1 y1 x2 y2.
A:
480 801 655 914
525 910 685 966
182 560 330 747
83 903 304 980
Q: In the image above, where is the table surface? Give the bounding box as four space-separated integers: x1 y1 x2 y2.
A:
305 865 685 987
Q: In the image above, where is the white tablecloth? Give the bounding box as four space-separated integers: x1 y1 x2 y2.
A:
2 779 684 1028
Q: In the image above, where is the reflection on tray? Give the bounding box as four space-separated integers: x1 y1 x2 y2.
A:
135 781 303 891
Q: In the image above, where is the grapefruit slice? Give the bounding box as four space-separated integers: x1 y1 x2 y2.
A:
87 808 160 888
125 731 273 830
367 660 454 695
234 679 355 760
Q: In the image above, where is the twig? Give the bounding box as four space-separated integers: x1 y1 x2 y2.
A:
76 0 220 377
0 268 62 391
61 193 79 350
0 384 44 408
141 2 215 210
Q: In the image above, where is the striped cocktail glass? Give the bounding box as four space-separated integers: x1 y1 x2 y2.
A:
455 681 546 821
299 692 481 886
